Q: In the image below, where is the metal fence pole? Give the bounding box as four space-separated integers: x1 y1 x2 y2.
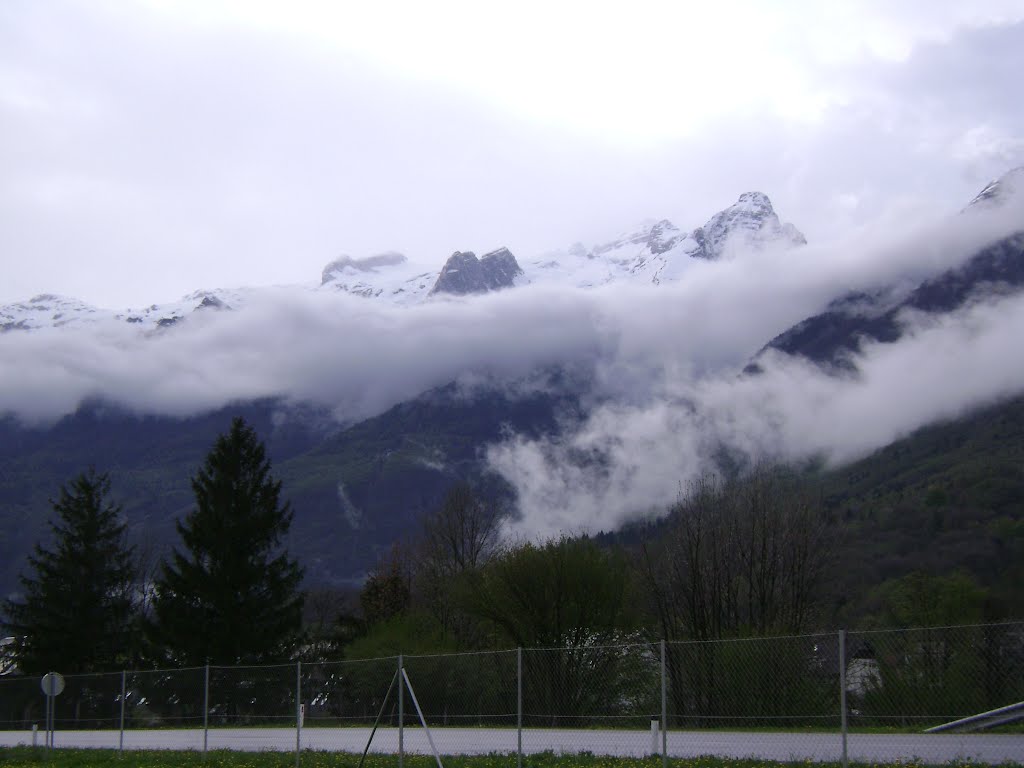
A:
119 670 126 754
295 660 302 768
517 647 523 768
398 654 404 768
660 639 667 768
839 630 848 768
401 668 444 768
203 664 210 759
46 677 52 753
49 673 56 750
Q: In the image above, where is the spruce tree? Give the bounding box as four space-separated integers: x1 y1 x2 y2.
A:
2 469 136 674
151 417 304 665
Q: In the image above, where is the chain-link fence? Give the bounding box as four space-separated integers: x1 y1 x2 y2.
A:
1 622 1022 764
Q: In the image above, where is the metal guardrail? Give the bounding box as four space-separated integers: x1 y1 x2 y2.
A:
925 700 1024 733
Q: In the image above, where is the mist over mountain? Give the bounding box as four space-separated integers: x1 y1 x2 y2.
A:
1 172 1023 595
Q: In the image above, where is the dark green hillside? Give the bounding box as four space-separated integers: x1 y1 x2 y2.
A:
1 377 1021 625
274 380 583 585
605 395 1024 626
0 382 582 599
819 394 1024 622
752 232 1024 369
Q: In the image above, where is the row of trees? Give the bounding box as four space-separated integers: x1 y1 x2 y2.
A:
313 471 1019 730
325 466 837 726
2 415 1000 680
4 427 1019 730
2 417 304 674
346 465 834 658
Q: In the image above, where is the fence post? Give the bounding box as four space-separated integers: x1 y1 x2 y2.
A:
660 639 667 768
398 654 404 768
49 672 56 750
295 660 302 768
46 675 53 752
203 664 210 759
119 669 126 754
517 647 523 768
839 630 848 768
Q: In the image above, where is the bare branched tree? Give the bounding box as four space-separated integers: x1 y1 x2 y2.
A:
641 463 831 642
639 464 832 723
416 483 502 643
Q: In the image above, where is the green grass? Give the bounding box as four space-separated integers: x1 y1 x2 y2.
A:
0 749 1021 768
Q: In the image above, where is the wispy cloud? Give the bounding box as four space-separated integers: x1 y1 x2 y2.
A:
2 192 1021 545
489 287 1024 538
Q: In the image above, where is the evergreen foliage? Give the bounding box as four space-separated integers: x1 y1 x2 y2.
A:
150 417 304 665
1 468 136 674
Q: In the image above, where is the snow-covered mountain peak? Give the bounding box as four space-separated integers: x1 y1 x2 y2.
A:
698 191 806 261
321 252 408 285
590 218 685 261
967 166 1024 210
734 191 775 213
2 185 813 332
0 294 102 332
430 247 524 296
319 251 436 303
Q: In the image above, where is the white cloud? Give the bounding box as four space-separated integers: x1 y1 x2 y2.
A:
1 4 1024 545
491 289 1024 540
2 2 1023 308
1 187 1021 544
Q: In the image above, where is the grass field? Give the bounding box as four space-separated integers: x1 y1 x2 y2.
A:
0 748 1020 768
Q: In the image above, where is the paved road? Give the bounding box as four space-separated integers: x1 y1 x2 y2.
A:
1 726 1022 763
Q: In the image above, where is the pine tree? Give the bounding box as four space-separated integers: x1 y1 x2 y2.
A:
150 417 304 665
1 469 136 674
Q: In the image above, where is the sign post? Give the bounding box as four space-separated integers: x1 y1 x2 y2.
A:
40 672 65 753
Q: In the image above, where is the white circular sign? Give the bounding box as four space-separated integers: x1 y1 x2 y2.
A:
40 672 65 697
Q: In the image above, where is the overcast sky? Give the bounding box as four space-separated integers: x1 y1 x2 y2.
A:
2 0 1024 308
3 2 1024 536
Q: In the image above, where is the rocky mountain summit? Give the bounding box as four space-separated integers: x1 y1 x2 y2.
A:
966 166 1024 210
0 290 239 334
747 232 1024 374
579 191 804 266
2 187 806 333
430 247 524 296
0 294 99 332
747 167 1024 374
697 191 806 260
1 188 810 334
528 191 806 287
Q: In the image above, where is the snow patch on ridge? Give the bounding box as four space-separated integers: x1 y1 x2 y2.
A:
2 189 807 331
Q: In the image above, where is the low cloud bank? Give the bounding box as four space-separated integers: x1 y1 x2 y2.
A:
490 291 1024 538
1 199 1022 536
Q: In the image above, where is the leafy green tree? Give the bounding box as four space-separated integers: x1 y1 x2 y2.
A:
360 546 411 627
872 570 987 628
849 571 995 725
150 417 304 665
462 535 640 724
463 535 636 647
2 469 136 674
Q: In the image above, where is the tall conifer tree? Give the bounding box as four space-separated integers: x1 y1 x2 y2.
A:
150 417 304 664
2 469 136 674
